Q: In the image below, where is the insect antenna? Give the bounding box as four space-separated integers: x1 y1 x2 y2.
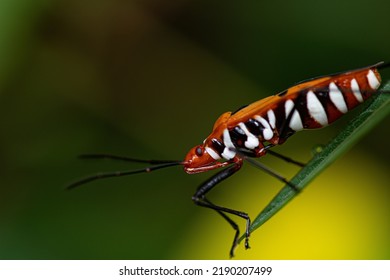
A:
66 154 183 190
78 153 180 164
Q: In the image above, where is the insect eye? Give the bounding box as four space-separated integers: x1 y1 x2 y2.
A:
195 146 204 157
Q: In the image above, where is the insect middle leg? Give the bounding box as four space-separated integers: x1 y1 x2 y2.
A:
192 160 250 257
235 147 302 192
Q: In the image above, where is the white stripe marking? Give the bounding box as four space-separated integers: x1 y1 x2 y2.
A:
221 129 236 160
254 116 274 140
351 78 363 103
307 91 328 126
329 82 348 113
289 110 304 131
267 109 276 129
205 146 221 160
238 122 259 149
284 99 294 118
366 70 380 90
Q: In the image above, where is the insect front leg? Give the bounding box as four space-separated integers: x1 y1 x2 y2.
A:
201 197 242 257
192 159 250 257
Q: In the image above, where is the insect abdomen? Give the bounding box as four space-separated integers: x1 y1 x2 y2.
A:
209 65 383 161
287 68 381 131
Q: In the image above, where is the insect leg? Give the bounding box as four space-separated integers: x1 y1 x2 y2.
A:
244 157 300 192
202 197 242 258
192 160 251 257
265 147 306 167
236 145 306 167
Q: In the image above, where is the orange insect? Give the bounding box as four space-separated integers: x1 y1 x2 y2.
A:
68 62 388 257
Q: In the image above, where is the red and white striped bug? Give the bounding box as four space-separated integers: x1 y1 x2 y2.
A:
68 62 389 257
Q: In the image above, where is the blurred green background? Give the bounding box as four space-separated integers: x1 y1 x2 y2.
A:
0 0 389 260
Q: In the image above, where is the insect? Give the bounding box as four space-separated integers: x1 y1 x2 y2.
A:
68 62 389 257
